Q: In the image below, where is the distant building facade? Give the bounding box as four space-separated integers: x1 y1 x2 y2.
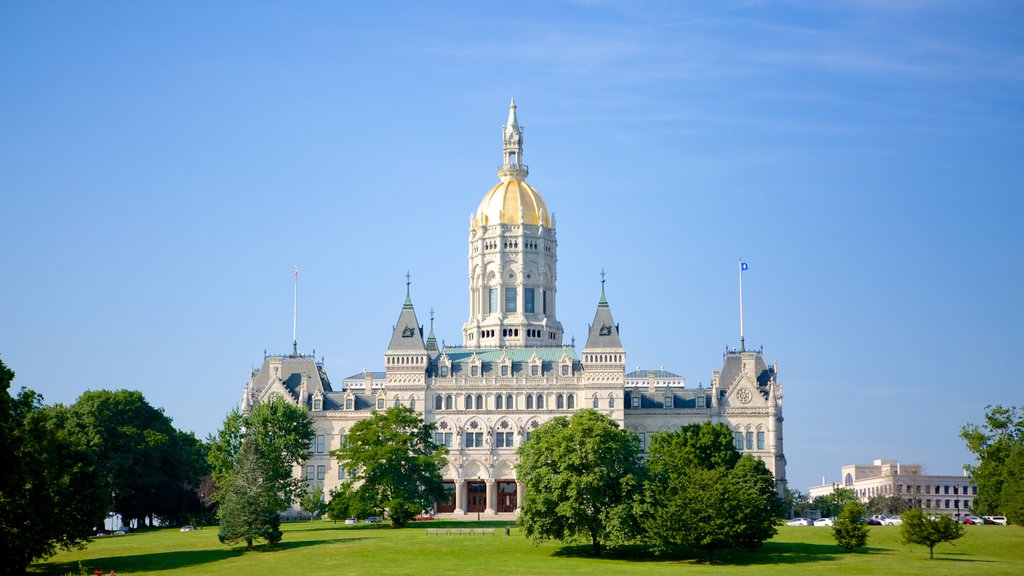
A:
241 101 787 517
809 458 978 517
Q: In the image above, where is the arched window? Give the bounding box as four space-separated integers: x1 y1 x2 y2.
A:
609 396 615 408
435 395 443 410
536 394 544 409
476 394 484 410
445 395 453 410
593 396 599 409
496 395 503 410
567 394 575 409
394 396 401 408
410 397 416 410
506 394 514 410
556 394 564 409
526 395 534 409
465 395 472 410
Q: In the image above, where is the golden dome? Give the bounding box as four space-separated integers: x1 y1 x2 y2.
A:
476 178 550 228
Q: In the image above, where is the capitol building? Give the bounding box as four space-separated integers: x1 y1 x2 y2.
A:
241 101 787 518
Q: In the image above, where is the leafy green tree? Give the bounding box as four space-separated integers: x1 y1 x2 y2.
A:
208 397 313 547
0 357 108 575
331 405 447 528
300 484 328 521
639 423 781 561
961 405 1023 519
66 389 203 527
1001 444 1024 524
216 435 283 548
811 488 859 518
327 481 376 521
516 409 644 557
832 501 869 552
783 487 811 518
866 493 911 516
899 508 966 559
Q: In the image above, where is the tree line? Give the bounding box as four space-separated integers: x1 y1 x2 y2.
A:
0 356 213 575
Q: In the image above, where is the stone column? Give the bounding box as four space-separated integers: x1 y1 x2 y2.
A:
516 481 525 510
485 478 496 515
454 479 466 515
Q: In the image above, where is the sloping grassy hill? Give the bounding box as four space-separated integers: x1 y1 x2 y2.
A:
32 521 1024 576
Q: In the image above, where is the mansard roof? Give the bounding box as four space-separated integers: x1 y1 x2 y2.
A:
625 368 681 379
719 350 773 389
251 354 333 396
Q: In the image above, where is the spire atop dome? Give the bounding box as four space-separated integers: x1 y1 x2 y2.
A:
500 97 527 181
505 98 520 137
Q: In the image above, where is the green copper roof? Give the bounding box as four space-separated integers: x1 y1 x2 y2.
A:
440 346 578 363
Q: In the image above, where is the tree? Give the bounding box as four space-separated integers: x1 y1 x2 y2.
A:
208 397 313 547
866 493 911 516
783 488 812 518
300 484 328 521
961 405 1024 520
216 434 283 548
66 389 204 528
0 357 108 575
832 501 869 552
811 488 859 519
1001 444 1024 525
327 481 376 521
638 423 781 561
899 508 966 559
516 409 644 557
331 405 447 528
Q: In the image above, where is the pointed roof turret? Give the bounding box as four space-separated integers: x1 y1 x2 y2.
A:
387 272 426 352
426 307 438 353
584 270 623 350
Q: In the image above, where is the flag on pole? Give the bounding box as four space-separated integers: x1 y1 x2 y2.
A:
741 261 748 271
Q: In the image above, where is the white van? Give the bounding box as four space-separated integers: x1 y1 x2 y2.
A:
983 515 1008 525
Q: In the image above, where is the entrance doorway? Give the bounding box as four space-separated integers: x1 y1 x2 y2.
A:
467 481 486 513
497 481 517 513
436 482 455 513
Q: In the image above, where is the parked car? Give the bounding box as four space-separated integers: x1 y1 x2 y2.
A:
365 516 381 524
813 517 834 527
983 515 1008 525
413 514 435 521
880 515 902 526
863 517 883 525
785 518 810 526
180 525 196 532
94 530 110 537
344 518 359 525
964 515 985 525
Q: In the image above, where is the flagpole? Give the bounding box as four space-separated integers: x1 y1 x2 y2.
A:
738 259 745 352
292 266 298 357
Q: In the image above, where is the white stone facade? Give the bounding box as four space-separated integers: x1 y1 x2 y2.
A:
242 102 787 518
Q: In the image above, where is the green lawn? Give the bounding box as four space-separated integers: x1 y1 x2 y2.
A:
31 521 1024 576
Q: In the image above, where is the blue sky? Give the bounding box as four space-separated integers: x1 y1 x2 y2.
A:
2 1 1021 493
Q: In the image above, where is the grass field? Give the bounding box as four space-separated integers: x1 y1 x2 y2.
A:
30 521 1024 576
